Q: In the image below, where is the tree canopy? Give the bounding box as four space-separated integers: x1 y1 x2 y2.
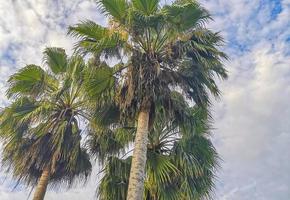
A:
0 48 92 191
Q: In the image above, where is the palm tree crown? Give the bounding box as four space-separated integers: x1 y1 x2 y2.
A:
69 0 227 116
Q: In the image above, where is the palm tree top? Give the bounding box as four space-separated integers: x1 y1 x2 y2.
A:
0 47 92 188
69 0 228 121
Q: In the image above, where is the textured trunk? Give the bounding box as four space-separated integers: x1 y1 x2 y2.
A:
127 109 150 200
32 166 51 200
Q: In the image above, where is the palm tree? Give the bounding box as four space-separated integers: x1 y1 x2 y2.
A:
0 48 92 200
69 0 227 199
93 102 218 200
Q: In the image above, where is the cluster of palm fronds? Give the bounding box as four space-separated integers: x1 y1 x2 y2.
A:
96 105 219 200
0 49 92 189
0 0 227 200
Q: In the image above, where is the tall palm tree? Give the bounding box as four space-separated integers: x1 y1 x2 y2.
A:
69 0 227 199
0 48 92 200
92 101 218 200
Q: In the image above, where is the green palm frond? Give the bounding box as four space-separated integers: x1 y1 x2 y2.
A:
87 101 135 163
98 157 131 200
162 0 211 32
68 20 109 40
68 20 125 56
86 126 133 163
66 55 86 80
132 0 159 16
6 64 57 99
84 65 115 100
97 0 128 23
92 103 120 127
146 151 179 185
2 132 92 188
0 97 54 140
43 47 68 74
170 134 219 199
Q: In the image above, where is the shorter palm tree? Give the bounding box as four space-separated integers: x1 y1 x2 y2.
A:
0 48 92 200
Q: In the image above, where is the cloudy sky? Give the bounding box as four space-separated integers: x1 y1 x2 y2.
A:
0 0 289 199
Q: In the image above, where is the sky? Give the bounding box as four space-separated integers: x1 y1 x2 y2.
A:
0 0 289 199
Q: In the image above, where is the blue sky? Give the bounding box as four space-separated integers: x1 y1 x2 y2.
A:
0 0 289 199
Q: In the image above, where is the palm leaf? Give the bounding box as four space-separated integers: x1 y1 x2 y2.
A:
98 157 131 200
43 47 68 74
97 0 128 23
163 0 211 32
6 65 53 98
84 65 115 100
132 0 159 15
68 20 125 56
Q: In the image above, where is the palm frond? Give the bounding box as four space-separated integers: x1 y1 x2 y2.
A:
43 47 68 74
97 0 128 23
132 0 159 16
84 65 115 100
97 157 131 200
68 20 125 56
163 0 211 32
6 65 57 99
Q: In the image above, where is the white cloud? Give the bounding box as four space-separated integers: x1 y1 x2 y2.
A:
201 0 290 198
214 45 290 199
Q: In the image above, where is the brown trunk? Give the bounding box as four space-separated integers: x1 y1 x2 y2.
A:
126 109 150 200
32 166 51 200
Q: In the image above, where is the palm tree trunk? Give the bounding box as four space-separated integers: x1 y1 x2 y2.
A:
127 109 150 200
32 166 51 200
